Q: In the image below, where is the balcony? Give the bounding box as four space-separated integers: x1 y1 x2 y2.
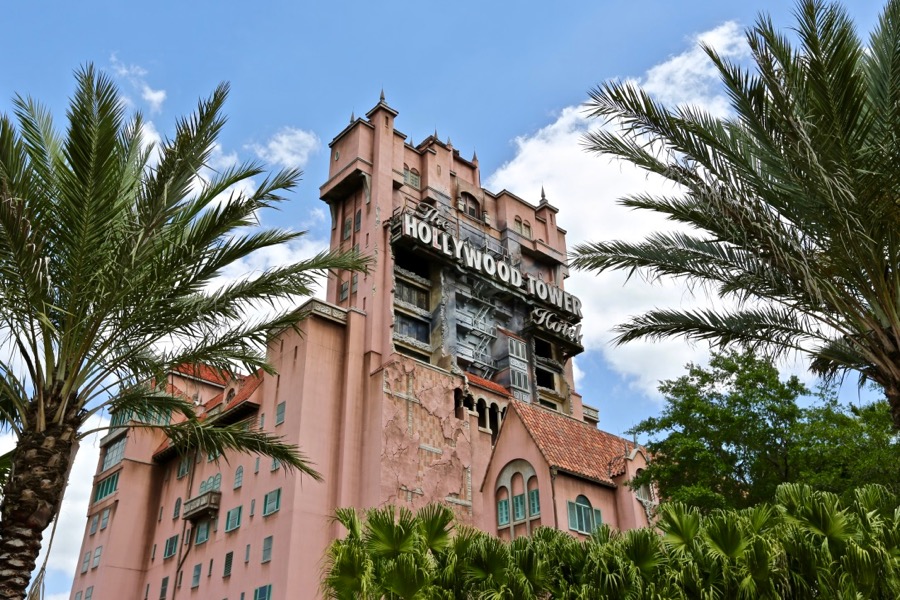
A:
182 490 221 522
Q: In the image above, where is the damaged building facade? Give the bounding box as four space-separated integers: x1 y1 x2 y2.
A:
68 99 653 600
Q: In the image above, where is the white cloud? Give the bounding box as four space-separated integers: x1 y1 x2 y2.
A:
642 21 748 116
109 54 167 114
140 84 167 114
486 21 748 397
140 120 162 167
248 127 320 169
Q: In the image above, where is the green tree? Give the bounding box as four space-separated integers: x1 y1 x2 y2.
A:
631 350 900 511
571 0 900 429
0 67 367 599
630 349 808 511
792 392 900 494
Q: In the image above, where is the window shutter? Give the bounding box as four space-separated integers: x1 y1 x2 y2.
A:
567 501 577 530
593 508 603 530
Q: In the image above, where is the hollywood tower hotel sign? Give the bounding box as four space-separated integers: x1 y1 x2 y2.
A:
400 204 584 346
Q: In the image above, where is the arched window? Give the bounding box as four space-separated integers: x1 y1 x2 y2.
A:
460 193 480 219
495 459 539 538
403 165 421 189
173 498 181 519
234 466 244 489
567 495 601 534
522 221 532 238
199 480 207 494
514 217 523 234
634 469 653 502
476 398 488 430
213 473 222 490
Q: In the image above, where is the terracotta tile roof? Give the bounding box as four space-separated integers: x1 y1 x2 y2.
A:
152 371 263 459
173 363 230 387
511 401 638 486
467 373 512 397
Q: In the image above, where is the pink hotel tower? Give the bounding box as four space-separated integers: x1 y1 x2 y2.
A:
68 98 654 600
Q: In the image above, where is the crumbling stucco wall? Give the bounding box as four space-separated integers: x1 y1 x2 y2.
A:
379 357 496 524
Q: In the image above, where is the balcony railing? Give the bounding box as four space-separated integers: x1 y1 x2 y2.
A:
182 490 221 521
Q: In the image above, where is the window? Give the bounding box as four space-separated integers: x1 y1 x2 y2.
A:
110 408 132 427
396 280 429 310
497 499 510 526
535 367 555 390
207 449 219 462
100 508 110 530
101 437 126 471
635 469 653 502
163 535 179 559
263 488 281 516
395 314 429 343
567 495 602 534
529 489 540 516
403 166 420 189
177 457 190 479
223 551 234 577
89 514 99 535
510 369 529 390
254 584 273 600
225 507 242 532
80 550 91 573
92 546 102 568
75 592 83 600
513 494 526 521
151 544 156 560
342 217 352 240
262 535 273 563
184 528 191 544
340 280 349 301
159 576 169 600
191 563 202 588
508 338 527 360
195 521 210 545
93 472 119 503
351 273 359 294
461 193 479 219
514 216 523 234
245 544 251 563
234 466 244 489
208 558 214 576
522 221 532 238
354 209 362 232
173 498 181 519
254 457 260 473
275 402 285 425
84 587 94 600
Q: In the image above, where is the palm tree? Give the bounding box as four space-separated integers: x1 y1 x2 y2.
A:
0 66 368 599
571 0 900 428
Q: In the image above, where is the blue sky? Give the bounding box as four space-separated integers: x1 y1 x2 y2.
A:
1 1 888 597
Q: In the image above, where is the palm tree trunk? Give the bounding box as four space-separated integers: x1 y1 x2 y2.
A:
0 402 79 600
889 387 900 430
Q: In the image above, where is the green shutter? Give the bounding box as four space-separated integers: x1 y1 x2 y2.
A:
567 501 577 530
513 494 525 520
497 499 510 526
593 508 603 531
529 489 540 516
